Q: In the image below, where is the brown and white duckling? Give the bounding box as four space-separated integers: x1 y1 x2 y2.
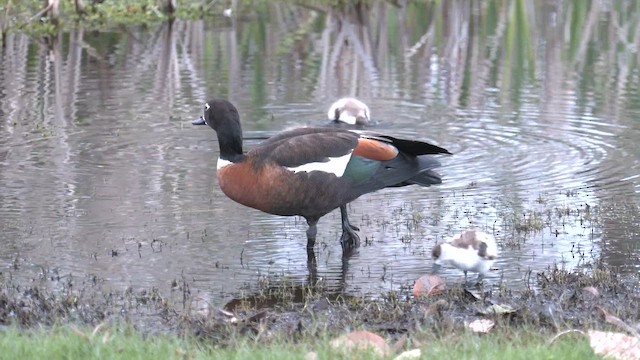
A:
431 230 498 283
327 97 370 126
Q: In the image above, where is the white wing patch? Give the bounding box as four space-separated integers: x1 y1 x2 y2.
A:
286 152 353 177
217 157 232 170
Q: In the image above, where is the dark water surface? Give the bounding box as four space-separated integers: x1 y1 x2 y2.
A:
1 1 639 302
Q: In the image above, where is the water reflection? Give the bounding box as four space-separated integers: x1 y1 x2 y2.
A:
0 1 639 303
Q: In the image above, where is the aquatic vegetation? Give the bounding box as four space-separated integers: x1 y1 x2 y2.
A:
0 0 219 35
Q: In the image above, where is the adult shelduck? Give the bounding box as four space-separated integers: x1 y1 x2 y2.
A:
327 97 370 126
193 99 450 255
432 230 499 284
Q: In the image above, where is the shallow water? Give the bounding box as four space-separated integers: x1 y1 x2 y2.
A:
1 1 639 303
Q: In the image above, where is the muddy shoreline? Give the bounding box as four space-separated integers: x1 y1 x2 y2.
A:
2 260 638 344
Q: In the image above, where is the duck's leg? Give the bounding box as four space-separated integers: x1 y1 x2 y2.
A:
307 219 318 266
339 205 360 249
306 218 318 249
307 249 318 283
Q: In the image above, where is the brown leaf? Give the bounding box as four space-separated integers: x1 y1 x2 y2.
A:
466 319 495 333
598 307 640 337
190 296 212 319
582 286 600 298
174 348 187 357
392 333 408 352
477 303 516 316
304 351 318 360
464 288 483 301
245 310 268 324
101 330 111 344
424 299 448 318
588 330 640 360
215 308 238 323
411 338 424 348
330 330 390 357
70 326 89 340
413 275 446 298
393 348 421 360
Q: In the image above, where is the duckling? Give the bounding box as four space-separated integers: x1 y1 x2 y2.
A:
431 230 498 284
327 97 370 126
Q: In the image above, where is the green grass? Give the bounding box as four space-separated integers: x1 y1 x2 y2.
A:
0 325 600 360
424 331 599 360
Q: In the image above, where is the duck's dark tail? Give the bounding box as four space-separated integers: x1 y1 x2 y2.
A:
405 169 443 186
380 135 452 156
390 156 443 187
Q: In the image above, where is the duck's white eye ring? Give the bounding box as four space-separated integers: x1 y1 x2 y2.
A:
205 103 210 111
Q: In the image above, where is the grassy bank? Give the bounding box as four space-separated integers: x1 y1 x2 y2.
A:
1 262 637 359
0 325 599 360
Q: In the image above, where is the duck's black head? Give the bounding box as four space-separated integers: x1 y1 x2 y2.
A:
193 99 241 130
193 99 244 159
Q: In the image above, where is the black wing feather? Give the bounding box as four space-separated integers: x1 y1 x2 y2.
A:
378 135 451 156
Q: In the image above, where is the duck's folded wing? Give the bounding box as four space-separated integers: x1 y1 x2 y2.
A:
253 129 447 194
256 129 359 168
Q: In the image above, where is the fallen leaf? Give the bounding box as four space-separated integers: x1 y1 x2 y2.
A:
304 351 318 360
393 348 421 360
466 319 495 333
101 330 111 344
175 348 187 357
392 333 408 352
413 275 446 298
598 307 640 337
218 308 234 317
245 310 268 324
424 299 448 318
464 288 483 301
588 330 640 360
330 330 390 357
477 303 516 316
214 308 237 323
582 286 600 298
190 296 212 319
70 326 89 340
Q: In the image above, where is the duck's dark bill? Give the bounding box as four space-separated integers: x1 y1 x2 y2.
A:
192 117 206 125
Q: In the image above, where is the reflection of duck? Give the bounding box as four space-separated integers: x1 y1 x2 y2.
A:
193 99 450 258
327 97 370 126
432 230 498 284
